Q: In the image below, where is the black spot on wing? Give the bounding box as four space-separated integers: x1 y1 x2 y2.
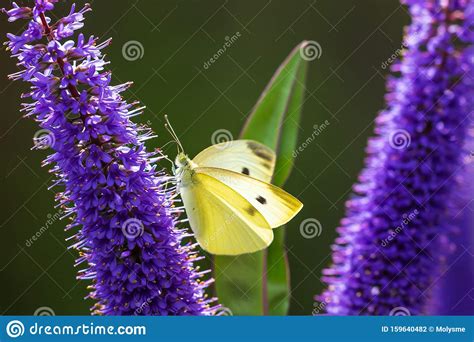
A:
256 196 267 205
242 167 250 175
245 206 257 216
247 141 274 162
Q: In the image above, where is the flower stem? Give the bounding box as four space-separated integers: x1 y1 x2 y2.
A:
39 12 80 98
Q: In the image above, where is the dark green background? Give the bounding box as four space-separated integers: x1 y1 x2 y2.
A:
0 0 409 315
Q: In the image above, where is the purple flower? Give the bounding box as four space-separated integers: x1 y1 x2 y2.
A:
430 153 473 315
2 2 32 22
4 1 215 315
319 0 473 315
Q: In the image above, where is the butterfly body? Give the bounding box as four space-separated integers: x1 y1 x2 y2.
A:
173 140 303 256
174 152 196 187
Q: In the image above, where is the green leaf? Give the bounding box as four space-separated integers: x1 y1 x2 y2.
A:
266 228 291 315
214 41 309 315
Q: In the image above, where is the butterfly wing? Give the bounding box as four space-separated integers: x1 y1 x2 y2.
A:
196 167 303 228
192 139 276 182
180 171 273 256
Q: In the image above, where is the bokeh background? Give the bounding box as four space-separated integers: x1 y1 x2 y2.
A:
0 0 413 315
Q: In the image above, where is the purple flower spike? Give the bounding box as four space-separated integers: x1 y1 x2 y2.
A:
430 151 474 315
4 1 216 315
319 0 473 315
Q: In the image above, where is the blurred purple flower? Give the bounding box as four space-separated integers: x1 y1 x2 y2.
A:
430 152 473 315
319 0 473 315
4 0 215 315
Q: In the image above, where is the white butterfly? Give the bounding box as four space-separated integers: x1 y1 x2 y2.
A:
166 119 303 256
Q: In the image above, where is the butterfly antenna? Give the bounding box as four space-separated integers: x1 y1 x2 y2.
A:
161 139 177 150
164 114 184 153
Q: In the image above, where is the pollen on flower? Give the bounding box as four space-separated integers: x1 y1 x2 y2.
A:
318 0 473 315
3 0 217 315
